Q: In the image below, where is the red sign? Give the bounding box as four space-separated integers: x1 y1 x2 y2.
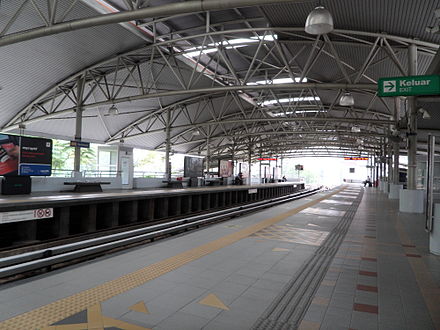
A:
344 157 368 160
258 158 277 161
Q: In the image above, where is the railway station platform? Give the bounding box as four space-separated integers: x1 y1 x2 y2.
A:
0 185 439 330
0 182 303 249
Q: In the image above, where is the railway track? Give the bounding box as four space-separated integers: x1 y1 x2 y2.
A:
0 187 321 282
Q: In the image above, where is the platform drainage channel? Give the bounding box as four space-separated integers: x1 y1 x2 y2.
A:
252 190 363 330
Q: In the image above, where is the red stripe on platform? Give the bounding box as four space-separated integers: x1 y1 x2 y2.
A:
361 257 377 262
359 270 377 277
354 303 378 314
357 284 378 293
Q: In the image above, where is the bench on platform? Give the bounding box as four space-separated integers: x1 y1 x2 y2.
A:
162 180 183 188
64 181 111 193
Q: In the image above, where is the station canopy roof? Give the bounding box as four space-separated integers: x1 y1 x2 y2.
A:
1 0 440 159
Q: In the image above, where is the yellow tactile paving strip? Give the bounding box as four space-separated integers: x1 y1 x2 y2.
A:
0 188 344 330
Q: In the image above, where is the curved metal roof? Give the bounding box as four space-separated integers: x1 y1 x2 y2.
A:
1 0 440 159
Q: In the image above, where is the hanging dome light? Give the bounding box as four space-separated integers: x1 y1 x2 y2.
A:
339 92 355 106
108 104 119 116
351 126 361 133
305 6 334 35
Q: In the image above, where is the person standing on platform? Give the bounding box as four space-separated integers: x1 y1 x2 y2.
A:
363 176 371 187
234 172 243 185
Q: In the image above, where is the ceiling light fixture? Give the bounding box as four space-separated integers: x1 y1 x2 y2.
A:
108 104 119 116
339 92 355 106
305 3 334 35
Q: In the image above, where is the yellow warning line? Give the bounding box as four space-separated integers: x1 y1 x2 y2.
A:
0 187 344 330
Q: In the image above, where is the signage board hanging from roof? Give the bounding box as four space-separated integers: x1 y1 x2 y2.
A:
378 75 440 97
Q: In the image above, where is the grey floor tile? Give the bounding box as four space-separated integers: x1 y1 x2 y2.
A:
211 309 259 329
354 291 378 305
303 304 327 323
321 306 352 329
350 311 378 330
229 295 271 314
225 273 258 286
156 311 210 330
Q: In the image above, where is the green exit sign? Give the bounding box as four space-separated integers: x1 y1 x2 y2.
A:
378 75 440 97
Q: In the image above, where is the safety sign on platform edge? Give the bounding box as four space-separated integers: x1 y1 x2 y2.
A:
0 208 53 224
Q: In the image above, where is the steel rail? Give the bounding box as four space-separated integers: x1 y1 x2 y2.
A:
0 187 320 279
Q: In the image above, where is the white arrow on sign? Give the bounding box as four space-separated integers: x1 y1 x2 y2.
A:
383 80 397 93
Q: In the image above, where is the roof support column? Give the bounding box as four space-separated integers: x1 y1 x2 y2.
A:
73 76 85 175
379 139 384 180
205 133 210 178
393 98 401 184
248 142 252 185
259 152 262 184
387 140 393 183
231 141 235 177
407 43 418 190
164 108 172 182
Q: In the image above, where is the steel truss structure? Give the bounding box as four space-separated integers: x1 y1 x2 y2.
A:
1 1 439 159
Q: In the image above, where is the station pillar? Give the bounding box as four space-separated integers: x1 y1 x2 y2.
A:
205 135 211 178
400 44 424 213
73 76 85 178
389 99 403 199
247 144 252 185
164 108 171 182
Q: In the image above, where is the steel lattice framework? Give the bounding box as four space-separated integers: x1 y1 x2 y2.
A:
1 0 439 159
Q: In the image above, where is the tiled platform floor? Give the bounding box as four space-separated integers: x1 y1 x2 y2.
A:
300 187 440 330
0 185 439 330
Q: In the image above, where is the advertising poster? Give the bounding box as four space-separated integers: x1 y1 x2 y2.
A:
184 156 204 177
219 160 233 177
0 134 52 176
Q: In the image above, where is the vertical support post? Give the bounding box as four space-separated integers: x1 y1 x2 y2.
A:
393 97 401 184
164 108 172 182
388 140 393 181
379 142 383 181
248 142 252 185
74 76 85 174
426 135 435 232
206 134 210 178
280 156 283 178
407 43 418 190
231 141 235 178
259 153 262 184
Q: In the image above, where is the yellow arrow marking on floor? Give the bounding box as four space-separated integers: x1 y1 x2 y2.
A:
129 301 150 314
272 248 289 252
198 294 229 310
40 303 149 330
